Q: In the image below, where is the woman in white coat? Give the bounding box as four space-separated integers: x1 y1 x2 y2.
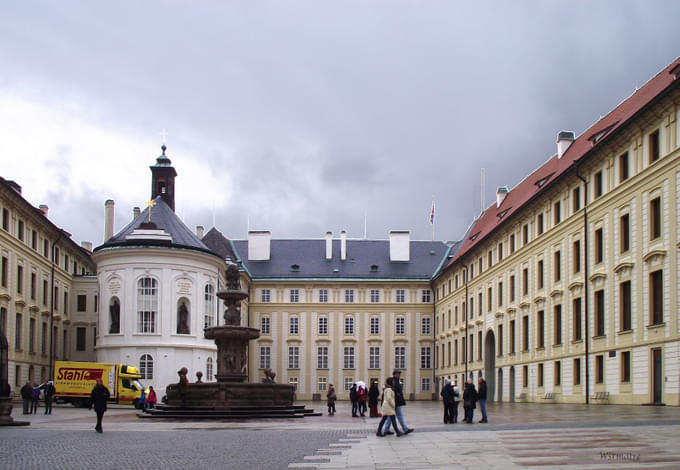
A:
376 378 404 437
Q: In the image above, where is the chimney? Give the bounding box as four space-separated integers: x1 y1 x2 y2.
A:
496 186 509 208
196 225 204 239
557 131 575 159
247 230 271 261
340 230 347 261
133 207 141 219
104 200 115 241
39 204 49 217
389 230 410 262
81 241 93 252
325 231 333 260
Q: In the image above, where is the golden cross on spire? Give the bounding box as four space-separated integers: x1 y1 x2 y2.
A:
146 199 156 223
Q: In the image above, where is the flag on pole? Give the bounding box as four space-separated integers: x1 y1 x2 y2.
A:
429 198 435 225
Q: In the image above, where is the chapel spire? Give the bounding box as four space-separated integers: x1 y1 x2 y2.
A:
150 143 178 211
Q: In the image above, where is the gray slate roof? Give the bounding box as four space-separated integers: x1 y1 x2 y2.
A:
93 196 220 258
227 238 452 280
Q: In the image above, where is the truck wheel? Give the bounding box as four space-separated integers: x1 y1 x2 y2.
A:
133 398 140 409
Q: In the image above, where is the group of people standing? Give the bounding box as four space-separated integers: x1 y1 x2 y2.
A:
440 376 488 424
20 380 55 415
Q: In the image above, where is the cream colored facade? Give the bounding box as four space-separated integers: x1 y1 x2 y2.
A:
246 280 436 400
0 179 97 394
433 85 680 406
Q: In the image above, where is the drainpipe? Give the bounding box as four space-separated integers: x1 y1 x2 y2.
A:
49 230 63 381
576 168 590 405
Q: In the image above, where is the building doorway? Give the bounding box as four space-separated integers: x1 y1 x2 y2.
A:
652 348 663 404
497 368 503 402
509 366 515 402
484 330 495 401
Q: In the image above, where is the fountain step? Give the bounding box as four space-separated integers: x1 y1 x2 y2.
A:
138 405 321 420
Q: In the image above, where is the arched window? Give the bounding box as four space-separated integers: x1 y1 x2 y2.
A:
137 278 157 333
206 357 214 381
177 298 190 334
109 297 120 334
140 354 153 379
204 284 215 329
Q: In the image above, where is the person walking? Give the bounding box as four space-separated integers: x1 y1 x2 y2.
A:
40 380 55 415
382 370 413 434
477 376 488 423
357 383 367 417
20 381 32 414
326 384 337 415
349 383 358 417
30 382 41 414
440 379 455 424
368 382 380 417
462 378 478 423
376 378 403 437
146 386 157 409
89 378 111 433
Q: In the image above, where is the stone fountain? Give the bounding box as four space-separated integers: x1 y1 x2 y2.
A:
143 264 317 419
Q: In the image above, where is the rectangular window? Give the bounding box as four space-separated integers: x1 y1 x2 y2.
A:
554 361 561 386
288 377 298 391
344 377 353 391
345 289 354 303
498 281 503 306
621 351 631 383
537 260 544 289
260 316 270 334
54 286 59 311
595 290 605 336
522 268 528 296
421 289 431 302
649 129 660 163
537 310 545 348
261 289 271 302
259 346 271 369
554 305 562 345
29 318 35 353
573 298 582 341
289 289 299 303
510 319 516 354
650 197 661 240
77 294 87 312
63 291 68 315
15 313 22 350
31 230 37 250
1 208 8 231
395 289 405 303
0 256 7 287
595 355 604 383
318 377 328 391
370 289 380 303
317 346 328 369
43 239 49 258
595 228 603 263
523 365 528 388
554 201 561 225
487 287 492 312
289 317 299 335
454 339 458 365
0 307 6 338
421 317 431 335
76 327 86 351
394 346 405 369
554 251 561 282
487 250 493 268
573 240 581 273
510 233 515 254
30 273 36 300
537 213 544 235
318 316 328 335
370 317 380 335
650 270 663 325
538 363 544 387
395 317 405 335
344 346 355 369
318 289 328 303
498 242 503 261
620 281 632 331
42 280 48 306
522 315 529 351
421 347 431 369
619 152 629 182
421 377 431 392
16 265 23 294
478 292 482 315
17 219 24 241
510 275 515 302
498 324 504 356
573 187 581 212
594 170 603 198
574 358 581 385
41 321 47 355
288 346 299 369
620 214 630 253
344 317 354 335
369 346 380 369
523 224 529 245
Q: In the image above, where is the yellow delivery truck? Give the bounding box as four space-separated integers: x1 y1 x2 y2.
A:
54 361 146 408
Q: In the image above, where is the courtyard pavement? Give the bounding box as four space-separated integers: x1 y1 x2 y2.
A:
1 400 679 469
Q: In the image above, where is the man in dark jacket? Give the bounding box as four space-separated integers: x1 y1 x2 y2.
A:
440 379 456 423
477 377 488 423
20 381 32 414
89 379 111 433
368 382 380 417
349 384 358 417
40 380 55 414
382 370 413 434
462 378 478 423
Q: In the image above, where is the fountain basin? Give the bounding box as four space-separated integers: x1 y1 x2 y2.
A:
165 381 295 408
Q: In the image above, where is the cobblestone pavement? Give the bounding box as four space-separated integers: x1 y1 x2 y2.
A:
2 401 680 469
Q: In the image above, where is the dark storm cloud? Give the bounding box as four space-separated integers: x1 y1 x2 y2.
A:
1 1 679 244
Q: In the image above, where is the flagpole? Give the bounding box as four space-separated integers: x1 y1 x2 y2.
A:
430 196 435 241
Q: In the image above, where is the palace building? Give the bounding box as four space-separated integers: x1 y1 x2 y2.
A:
1 57 679 405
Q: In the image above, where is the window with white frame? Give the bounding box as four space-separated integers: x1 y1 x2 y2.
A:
421 347 431 368
394 346 405 369
396 289 405 303
288 346 299 369
259 346 271 369
318 316 328 335
289 289 299 302
395 317 405 335
288 377 298 390
421 377 431 391
345 289 354 303
370 317 380 335
204 284 215 328
139 354 153 379
318 377 328 391
319 289 328 303
317 346 328 369
370 289 380 303
421 317 431 335
344 316 354 335
137 277 157 333
344 377 353 391
260 316 270 334
344 346 355 369
261 289 271 303
369 346 380 369
206 357 214 381
422 289 431 302
289 316 299 335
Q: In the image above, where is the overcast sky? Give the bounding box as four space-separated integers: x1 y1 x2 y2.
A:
1 1 678 248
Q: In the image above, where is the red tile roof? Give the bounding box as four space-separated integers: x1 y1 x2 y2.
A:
444 56 680 271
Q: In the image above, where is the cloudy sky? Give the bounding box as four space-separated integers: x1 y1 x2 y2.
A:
1 1 678 247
